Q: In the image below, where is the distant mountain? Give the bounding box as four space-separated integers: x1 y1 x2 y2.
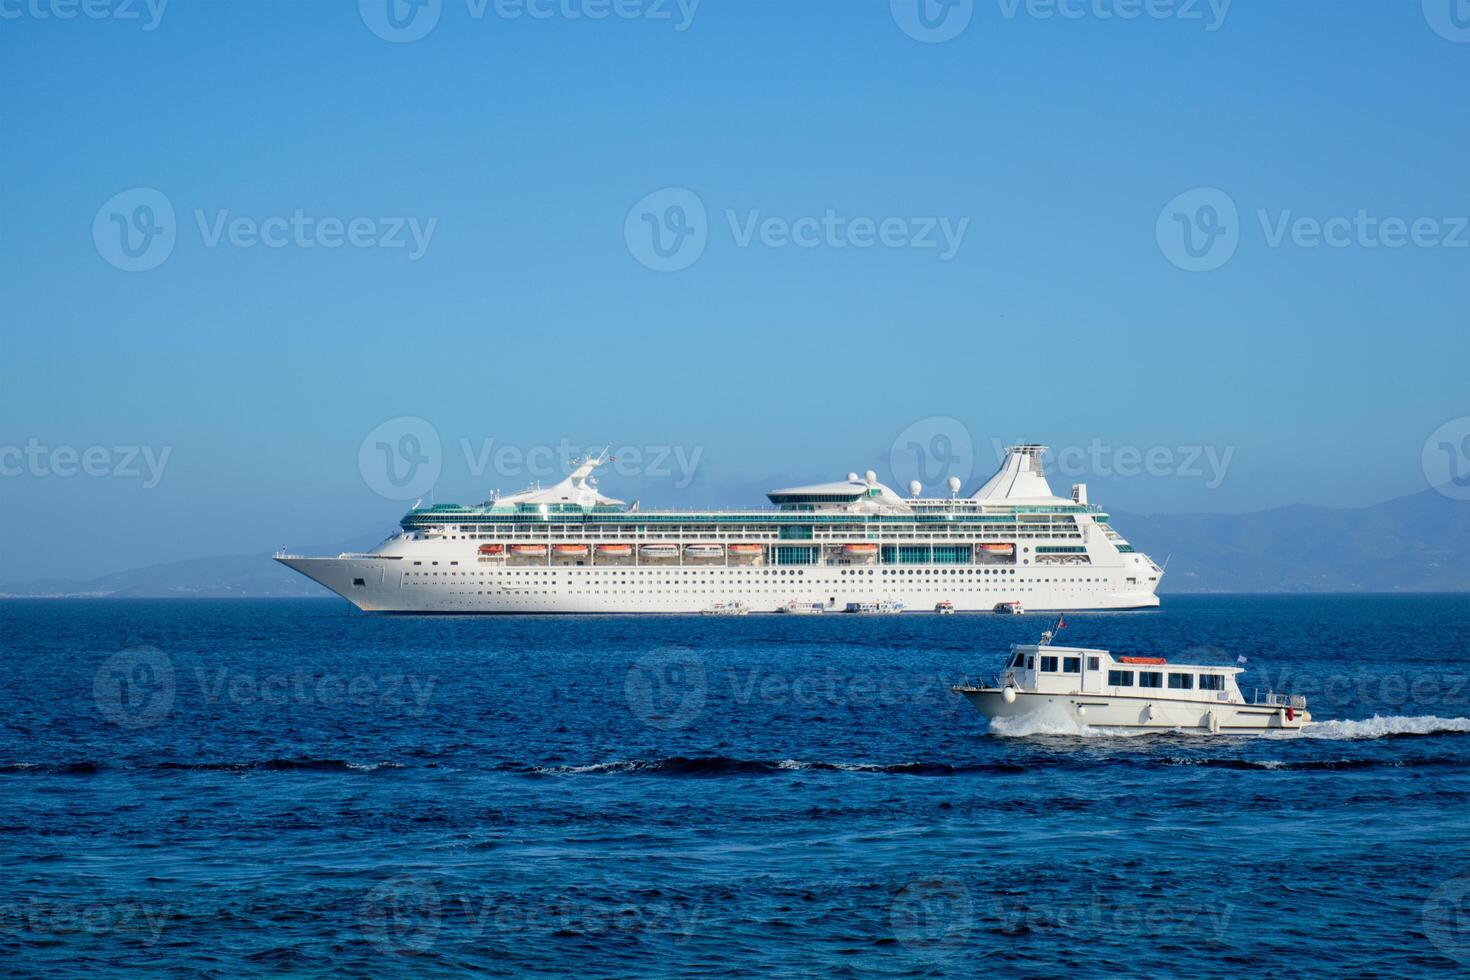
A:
1116 488 1470 593
2 491 1466 598
0 535 380 599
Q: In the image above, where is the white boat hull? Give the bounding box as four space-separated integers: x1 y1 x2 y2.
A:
957 689 1310 733
278 556 1161 615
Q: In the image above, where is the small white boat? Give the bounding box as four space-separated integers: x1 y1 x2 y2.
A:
684 544 725 560
994 601 1023 615
701 601 748 616
935 600 956 615
640 544 679 560
845 600 905 615
777 600 825 615
952 623 1312 734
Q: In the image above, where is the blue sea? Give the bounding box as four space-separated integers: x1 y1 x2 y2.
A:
2 595 1469 977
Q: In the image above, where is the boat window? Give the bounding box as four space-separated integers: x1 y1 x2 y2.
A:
1107 670 1133 687
1138 672 1163 688
1168 673 1193 690
1026 657 1035 669
1010 653 1026 667
1040 656 1058 672
1062 657 1080 673
1087 657 1100 671
1198 674 1224 691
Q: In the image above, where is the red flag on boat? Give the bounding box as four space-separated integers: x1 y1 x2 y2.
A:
1057 615 1067 629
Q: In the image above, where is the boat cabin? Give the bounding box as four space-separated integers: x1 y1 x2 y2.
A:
999 644 1244 701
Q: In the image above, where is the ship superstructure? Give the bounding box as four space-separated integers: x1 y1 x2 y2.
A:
277 444 1163 613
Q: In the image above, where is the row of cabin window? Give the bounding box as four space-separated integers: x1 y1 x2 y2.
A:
1014 653 1224 691
1108 670 1224 691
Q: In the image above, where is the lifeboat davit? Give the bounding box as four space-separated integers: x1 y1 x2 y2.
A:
511 544 548 556
477 543 504 556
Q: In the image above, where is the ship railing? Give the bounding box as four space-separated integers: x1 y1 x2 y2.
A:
1253 690 1307 709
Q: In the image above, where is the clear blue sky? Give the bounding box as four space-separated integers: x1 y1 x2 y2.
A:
2 0 1467 580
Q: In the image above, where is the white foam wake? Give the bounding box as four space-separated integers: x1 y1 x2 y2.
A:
1293 715 1470 740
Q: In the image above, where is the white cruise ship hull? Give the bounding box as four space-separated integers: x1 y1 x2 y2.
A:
957 689 1308 733
276 556 1160 614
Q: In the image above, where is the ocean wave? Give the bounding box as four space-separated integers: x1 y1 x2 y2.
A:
531 756 1025 777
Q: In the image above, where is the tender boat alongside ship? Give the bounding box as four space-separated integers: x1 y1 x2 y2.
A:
275 442 1163 615
952 622 1312 734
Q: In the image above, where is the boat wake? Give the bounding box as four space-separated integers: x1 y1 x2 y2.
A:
1288 715 1470 740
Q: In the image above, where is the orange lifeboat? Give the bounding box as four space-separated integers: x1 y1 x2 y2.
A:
728 544 763 555
477 543 504 556
596 543 633 557
843 543 879 556
1118 656 1168 666
511 544 548 556
980 543 1015 554
552 544 589 556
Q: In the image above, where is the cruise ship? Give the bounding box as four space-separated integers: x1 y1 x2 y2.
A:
276 444 1163 614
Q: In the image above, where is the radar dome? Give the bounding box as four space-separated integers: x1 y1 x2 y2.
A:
948 476 962 494
864 470 877 486
847 472 859 483
908 480 922 497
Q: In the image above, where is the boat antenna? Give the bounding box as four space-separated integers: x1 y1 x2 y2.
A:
1038 612 1067 647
